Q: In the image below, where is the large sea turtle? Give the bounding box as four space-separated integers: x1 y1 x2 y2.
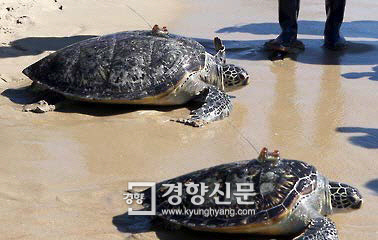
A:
22 25 250 126
121 147 362 239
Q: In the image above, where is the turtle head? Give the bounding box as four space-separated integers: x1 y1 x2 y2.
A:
257 147 280 164
222 64 250 92
329 181 363 213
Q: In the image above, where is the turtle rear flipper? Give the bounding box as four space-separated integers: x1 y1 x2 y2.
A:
22 87 65 113
176 86 232 127
22 100 56 113
294 217 338 240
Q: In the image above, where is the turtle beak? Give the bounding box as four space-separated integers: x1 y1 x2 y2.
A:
240 71 250 86
351 200 362 209
243 76 250 85
350 190 363 209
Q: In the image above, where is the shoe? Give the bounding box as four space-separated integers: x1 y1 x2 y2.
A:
265 0 303 52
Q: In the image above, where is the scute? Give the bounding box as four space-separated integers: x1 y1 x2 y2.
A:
22 31 206 101
141 159 317 229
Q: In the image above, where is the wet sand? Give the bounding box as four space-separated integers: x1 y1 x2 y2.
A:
0 0 377 239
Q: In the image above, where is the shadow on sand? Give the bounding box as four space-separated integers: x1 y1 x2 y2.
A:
1 86 181 117
365 179 378 195
0 35 97 58
216 20 378 39
112 211 290 240
342 65 378 81
336 127 378 149
210 20 378 65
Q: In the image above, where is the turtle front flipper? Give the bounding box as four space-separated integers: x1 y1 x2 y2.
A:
294 217 339 240
176 86 232 127
213 37 226 65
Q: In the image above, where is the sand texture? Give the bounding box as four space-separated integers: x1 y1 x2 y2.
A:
0 0 377 239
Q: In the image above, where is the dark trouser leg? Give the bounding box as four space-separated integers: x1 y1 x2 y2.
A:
279 0 300 43
265 0 303 52
324 0 347 50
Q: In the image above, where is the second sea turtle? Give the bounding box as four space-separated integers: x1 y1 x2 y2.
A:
22 25 250 127
123 147 362 239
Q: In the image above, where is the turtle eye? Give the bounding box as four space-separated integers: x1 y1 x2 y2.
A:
238 73 245 80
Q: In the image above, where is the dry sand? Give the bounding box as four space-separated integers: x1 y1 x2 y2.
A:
0 0 377 239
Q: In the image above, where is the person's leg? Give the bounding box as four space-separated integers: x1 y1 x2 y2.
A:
324 0 347 50
265 0 303 52
279 0 300 43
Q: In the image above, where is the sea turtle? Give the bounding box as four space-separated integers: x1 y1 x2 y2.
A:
121 147 362 239
21 25 250 127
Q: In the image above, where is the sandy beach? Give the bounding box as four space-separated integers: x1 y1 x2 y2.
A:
0 0 377 239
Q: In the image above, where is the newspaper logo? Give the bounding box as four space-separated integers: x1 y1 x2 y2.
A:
124 182 156 215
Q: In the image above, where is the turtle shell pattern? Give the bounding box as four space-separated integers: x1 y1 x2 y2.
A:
142 159 317 229
22 31 206 101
